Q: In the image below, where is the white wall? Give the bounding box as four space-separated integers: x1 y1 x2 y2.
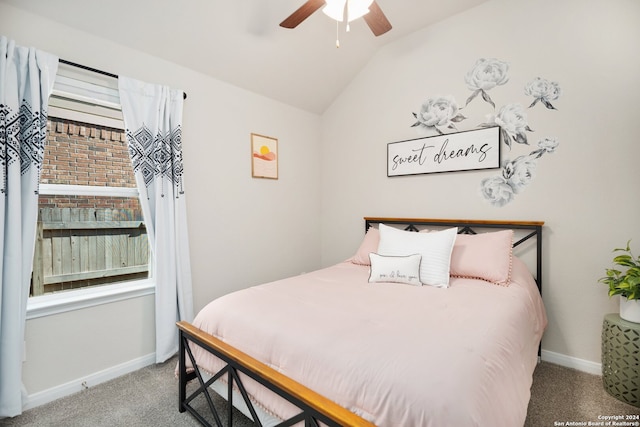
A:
320 0 640 366
23 296 155 402
0 3 322 398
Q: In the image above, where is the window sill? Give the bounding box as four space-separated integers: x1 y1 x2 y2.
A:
26 280 155 320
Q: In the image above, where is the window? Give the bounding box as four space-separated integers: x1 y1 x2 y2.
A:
27 63 153 317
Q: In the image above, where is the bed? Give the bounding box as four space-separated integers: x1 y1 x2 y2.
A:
177 217 547 427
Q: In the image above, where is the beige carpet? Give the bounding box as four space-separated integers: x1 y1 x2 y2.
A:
1 358 638 426
525 361 639 426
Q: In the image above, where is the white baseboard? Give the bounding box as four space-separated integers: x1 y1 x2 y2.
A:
23 352 156 411
541 349 602 376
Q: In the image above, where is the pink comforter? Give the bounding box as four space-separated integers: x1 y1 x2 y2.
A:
189 257 547 426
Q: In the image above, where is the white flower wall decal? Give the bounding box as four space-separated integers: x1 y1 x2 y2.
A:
464 58 510 108
411 95 466 134
481 103 534 147
411 57 562 207
525 77 562 110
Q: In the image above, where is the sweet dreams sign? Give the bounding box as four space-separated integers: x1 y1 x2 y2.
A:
387 126 501 177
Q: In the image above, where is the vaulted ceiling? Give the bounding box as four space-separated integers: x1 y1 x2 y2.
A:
2 0 488 113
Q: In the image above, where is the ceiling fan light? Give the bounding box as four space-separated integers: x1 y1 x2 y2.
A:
322 0 347 22
346 0 374 22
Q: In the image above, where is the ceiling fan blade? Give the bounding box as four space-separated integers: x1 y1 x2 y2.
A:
363 1 392 36
280 0 326 29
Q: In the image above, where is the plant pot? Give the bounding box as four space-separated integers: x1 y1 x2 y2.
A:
620 297 640 323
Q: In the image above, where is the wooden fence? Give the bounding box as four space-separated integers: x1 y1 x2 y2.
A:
31 208 149 296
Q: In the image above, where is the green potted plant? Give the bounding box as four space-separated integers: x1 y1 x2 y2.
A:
599 240 640 322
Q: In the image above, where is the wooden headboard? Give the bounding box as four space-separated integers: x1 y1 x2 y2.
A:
364 217 544 294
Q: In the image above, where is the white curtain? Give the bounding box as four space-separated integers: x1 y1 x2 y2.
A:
0 36 58 417
118 76 194 363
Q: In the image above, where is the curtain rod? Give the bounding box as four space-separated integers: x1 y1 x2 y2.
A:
59 59 188 100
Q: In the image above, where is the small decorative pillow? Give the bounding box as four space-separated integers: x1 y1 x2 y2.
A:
349 227 380 265
450 230 514 286
377 224 457 288
368 253 422 286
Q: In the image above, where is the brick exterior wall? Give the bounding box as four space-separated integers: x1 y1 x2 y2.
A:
41 117 141 215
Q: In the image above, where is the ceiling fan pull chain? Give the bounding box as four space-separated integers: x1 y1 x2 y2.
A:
336 20 340 48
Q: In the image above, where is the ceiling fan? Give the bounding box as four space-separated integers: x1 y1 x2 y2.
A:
279 0 392 37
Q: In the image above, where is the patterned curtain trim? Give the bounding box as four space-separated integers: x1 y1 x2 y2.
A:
125 123 185 198
0 100 48 195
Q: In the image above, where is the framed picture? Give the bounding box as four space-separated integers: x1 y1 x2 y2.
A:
251 133 278 179
387 126 501 177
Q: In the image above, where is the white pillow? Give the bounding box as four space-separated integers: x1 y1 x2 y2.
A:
368 253 422 286
377 224 458 288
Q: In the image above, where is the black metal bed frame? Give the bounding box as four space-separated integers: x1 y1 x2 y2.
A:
364 217 544 295
178 217 544 427
177 320 374 427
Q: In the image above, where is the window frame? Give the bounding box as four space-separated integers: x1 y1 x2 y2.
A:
26 278 155 320
27 64 155 319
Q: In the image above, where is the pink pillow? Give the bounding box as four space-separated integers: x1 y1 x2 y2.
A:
349 227 379 265
449 230 514 286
